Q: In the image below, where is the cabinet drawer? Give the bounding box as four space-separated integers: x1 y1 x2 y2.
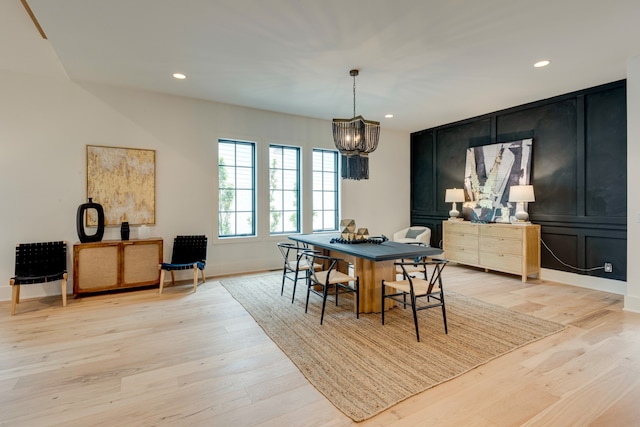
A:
480 225 523 239
480 252 522 274
445 222 479 235
446 248 479 265
445 233 479 250
480 236 522 256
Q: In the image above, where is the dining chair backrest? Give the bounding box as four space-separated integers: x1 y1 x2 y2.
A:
300 252 333 284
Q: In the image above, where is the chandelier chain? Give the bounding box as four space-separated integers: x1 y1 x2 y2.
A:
352 73 356 118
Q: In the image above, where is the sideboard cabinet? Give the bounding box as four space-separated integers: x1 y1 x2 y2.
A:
73 239 163 295
442 221 540 282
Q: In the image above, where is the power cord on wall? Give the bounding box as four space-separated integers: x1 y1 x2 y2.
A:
540 238 605 272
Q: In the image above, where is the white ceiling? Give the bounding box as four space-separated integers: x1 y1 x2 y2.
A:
20 0 640 132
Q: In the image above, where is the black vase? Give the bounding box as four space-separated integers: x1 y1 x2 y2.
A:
120 221 130 241
76 198 105 243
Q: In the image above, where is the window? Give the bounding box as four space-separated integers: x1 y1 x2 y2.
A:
312 149 339 231
218 139 256 237
269 145 300 234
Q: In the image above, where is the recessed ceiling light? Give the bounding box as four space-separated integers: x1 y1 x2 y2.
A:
385 114 394 118
534 60 550 68
173 73 186 79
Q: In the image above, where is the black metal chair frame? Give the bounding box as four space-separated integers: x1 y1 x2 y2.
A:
302 252 360 325
396 241 431 280
159 235 207 294
10 241 68 315
277 242 319 303
382 259 448 341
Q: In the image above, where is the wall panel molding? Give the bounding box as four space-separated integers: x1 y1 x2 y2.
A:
411 80 627 281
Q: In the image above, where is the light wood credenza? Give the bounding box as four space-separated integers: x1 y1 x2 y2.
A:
73 239 163 295
442 221 541 282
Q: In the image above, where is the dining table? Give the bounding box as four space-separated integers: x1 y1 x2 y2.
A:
288 233 443 313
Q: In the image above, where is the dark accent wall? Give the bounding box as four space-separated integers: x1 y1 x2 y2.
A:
411 80 627 281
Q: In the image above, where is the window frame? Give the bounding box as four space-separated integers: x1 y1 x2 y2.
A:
217 139 257 238
268 144 301 235
312 148 340 232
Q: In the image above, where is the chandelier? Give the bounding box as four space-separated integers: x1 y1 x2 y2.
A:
332 69 380 180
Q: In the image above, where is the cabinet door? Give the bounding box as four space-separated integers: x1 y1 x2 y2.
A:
122 241 162 288
76 244 120 292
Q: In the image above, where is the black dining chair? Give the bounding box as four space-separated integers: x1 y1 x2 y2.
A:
300 251 359 325
382 258 448 341
395 241 432 280
277 242 321 303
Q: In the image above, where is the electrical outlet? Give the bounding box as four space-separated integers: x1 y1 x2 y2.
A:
604 262 613 273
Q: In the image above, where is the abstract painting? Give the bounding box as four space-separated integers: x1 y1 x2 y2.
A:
86 145 156 226
462 139 533 222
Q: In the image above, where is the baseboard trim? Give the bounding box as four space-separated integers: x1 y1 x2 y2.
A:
540 268 626 295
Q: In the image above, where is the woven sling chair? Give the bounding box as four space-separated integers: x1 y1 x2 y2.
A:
159 235 207 294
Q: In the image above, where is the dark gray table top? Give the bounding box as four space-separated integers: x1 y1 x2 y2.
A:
288 233 443 262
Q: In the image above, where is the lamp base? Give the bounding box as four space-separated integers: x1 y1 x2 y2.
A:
514 210 529 222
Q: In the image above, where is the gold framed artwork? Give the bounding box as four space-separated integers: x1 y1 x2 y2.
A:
86 145 156 226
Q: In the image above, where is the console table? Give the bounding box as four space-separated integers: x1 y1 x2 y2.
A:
442 221 541 282
73 238 163 296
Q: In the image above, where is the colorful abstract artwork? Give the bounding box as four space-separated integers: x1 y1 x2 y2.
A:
462 139 533 222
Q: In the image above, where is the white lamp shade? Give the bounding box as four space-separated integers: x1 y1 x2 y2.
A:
445 188 465 203
508 185 535 202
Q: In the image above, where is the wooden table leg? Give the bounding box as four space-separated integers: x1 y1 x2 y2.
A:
354 258 396 313
321 247 397 314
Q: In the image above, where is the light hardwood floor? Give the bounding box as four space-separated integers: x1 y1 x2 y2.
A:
2 265 640 426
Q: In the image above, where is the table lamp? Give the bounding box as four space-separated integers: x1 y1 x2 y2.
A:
445 188 465 220
508 185 535 222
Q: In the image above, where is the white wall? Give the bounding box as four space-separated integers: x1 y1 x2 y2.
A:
0 68 411 302
1 0 413 303
624 55 640 312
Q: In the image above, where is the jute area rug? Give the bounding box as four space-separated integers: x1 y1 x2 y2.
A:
220 272 564 422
